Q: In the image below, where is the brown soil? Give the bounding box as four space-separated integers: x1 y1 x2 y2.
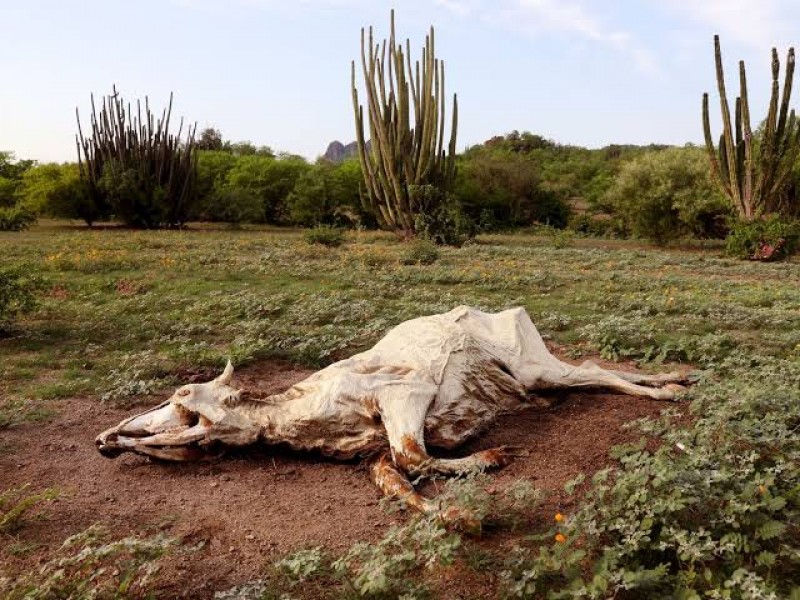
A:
0 356 683 598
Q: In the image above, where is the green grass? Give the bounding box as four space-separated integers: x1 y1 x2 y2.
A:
2 222 800 597
2 222 799 417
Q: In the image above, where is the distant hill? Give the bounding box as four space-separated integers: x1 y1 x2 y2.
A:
322 140 369 163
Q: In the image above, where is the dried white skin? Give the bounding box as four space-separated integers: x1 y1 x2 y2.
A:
97 306 686 524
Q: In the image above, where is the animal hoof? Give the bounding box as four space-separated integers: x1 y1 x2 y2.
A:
664 383 687 393
478 445 529 469
439 506 482 536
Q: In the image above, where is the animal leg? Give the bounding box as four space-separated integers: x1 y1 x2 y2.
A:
501 308 684 399
371 455 481 534
531 364 683 400
579 360 687 387
376 382 523 477
416 446 529 477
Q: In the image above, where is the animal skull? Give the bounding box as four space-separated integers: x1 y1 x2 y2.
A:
96 362 260 460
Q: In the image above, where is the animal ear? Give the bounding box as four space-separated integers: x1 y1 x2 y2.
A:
215 360 234 386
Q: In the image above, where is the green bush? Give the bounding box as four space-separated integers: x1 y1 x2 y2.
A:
202 187 263 226
501 357 800 598
225 155 311 223
193 150 239 218
0 205 36 231
453 151 570 229
303 225 345 247
0 176 17 207
286 167 332 227
725 216 800 261
286 160 371 229
0 267 37 331
568 213 626 238
412 186 476 246
602 146 729 243
16 163 103 225
401 239 440 265
98 161 170 229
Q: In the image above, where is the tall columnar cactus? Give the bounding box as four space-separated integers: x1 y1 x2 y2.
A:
76 86 197 228
351 10 458 233
703 35 800 220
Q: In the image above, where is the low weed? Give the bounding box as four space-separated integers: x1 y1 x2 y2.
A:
304 225 345 247
400 239 440 265
256 474 542 598
0 485 59 534
0 525 174 599
501 355 800 598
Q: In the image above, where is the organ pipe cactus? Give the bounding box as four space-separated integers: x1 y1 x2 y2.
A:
702 35 800 220
76 86 197 228
351 10 458 233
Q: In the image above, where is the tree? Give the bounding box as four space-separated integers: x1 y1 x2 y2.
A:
0 152 35 207
224 155 310 223
603 147 729 243
227 141 275 158
197 127 224 151
454 151 569 229
16 162 103 225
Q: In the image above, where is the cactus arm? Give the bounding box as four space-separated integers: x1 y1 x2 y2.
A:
713 35 743 213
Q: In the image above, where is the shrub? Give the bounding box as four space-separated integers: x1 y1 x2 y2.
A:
304 225 344 247
0 205 36 231
98 161 170 229
454 152 570 229
193 150 239 218
401 239 440 265
501 358 800 598
285 160 371 229
0 267 37 331
413 187 476 246
0 176 18 207
0 485 59 533
603 146 729 243
201 187 263 226
0 525 174 599
76 88 196 229
286 167 332 227
725 216 800 261
536 224 575 248
568 213 626 238
16 162 103 225
225 155 311 223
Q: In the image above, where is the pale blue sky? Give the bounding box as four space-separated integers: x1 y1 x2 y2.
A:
2 0 799 162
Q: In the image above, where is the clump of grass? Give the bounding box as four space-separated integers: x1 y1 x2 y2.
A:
401 239 440 265
0 485 59 534
246 474 542 599
500 355 800 598
304 225 345 248
0 267 38 333
0 524 174 599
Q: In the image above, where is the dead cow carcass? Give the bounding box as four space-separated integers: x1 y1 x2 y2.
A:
96 306 686 527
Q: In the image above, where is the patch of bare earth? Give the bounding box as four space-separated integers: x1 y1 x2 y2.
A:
0 355 684 598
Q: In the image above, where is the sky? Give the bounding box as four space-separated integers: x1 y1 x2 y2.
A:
2 0 799 163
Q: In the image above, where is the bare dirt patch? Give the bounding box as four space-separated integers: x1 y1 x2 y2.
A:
1 356 681 598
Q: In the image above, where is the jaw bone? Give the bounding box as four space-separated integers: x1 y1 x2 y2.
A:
96 401 214 461
95 362 260 462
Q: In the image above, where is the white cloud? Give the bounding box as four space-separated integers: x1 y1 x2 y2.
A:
663 0 795 51
433 0 478 17
436 0 659 75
